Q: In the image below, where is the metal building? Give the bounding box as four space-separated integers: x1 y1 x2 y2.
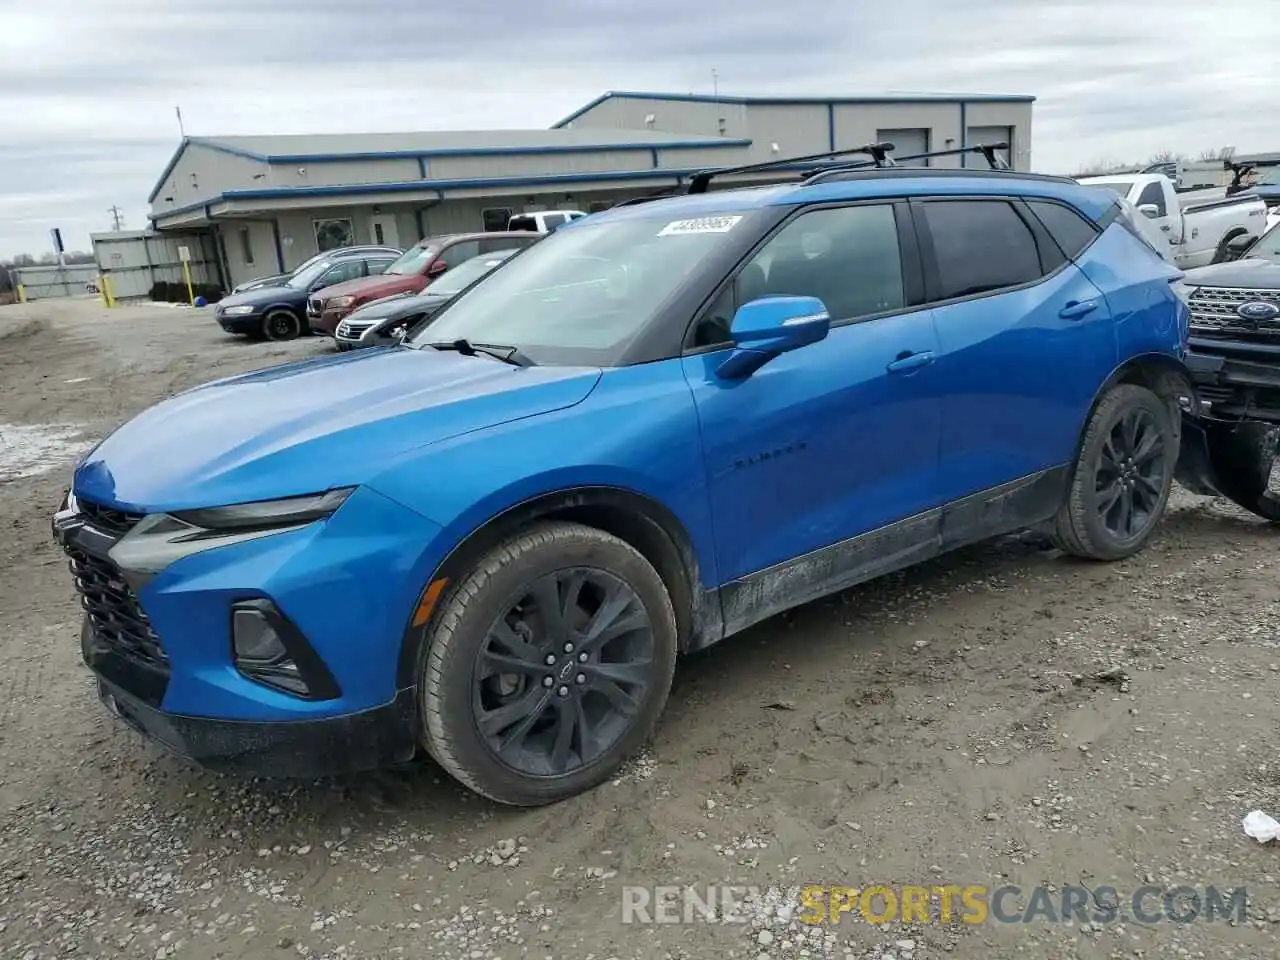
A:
143 90 1034 290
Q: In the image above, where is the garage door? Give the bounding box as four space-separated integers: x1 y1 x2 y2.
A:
877 128 930 167
965 126 1013 168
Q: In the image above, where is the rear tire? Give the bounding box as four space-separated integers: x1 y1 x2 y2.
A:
418 521 677 806
1051 384 1177 560
262 309 301 341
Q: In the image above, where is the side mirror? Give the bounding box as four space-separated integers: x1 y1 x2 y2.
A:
1137 203 1160 219
1225 234 1256 260
715 296 830 380
427 260 449 278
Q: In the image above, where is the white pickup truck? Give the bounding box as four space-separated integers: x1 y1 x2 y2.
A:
1077 173 1268 268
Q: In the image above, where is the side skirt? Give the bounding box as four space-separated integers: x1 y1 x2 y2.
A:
709 466 1069 643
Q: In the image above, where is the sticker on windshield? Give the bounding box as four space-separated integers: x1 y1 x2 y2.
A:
657 215 743 237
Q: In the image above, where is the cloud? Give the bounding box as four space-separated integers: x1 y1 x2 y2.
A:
0 0 1275 258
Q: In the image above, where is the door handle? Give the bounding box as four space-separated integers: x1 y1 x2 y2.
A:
886 350 935 373
1059 300 1098 320
1160 224 1171 232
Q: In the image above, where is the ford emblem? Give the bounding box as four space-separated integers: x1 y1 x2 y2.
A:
1236 300 1280 323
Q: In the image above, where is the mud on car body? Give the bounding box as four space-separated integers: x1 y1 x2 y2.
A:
53 141 1196 806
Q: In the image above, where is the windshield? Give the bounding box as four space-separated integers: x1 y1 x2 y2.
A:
1259 168 1280 186
410 213 750 365
286 260 334 289
1079 181 1131 198
290 251 329 275
429 251 517 296
384 244 439 275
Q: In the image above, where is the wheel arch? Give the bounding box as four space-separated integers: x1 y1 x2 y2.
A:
1066 353 1195 479
1212 226 1250 264
394 485 718 689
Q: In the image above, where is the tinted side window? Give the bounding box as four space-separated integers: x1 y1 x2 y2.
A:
317 260 364 287
440 241 481 268
1026 200 1100 260
364 257 396 275
688 204 904 348
921 200 1042 301
1136 181 1166 216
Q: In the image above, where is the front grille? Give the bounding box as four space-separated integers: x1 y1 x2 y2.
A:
336 319 375 340
1196 384 1236 405
79 499 144 538
1188 287 1280 338
66 547 168 667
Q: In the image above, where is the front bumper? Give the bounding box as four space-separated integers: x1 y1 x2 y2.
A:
215 310 260 334
308 307 350 337
1185 343 1280 423
96 671 416 777
52 485 446 772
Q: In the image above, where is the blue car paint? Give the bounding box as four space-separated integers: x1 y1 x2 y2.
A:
68 172 1186 733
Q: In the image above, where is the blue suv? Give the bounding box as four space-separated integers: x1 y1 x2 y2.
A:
52 143 1192 806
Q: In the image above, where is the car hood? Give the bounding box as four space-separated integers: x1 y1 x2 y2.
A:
316 273 419 303
1182 256 1280 289
74 349 602 512
349 291 450 322
234 274 291 293
218 284 307 309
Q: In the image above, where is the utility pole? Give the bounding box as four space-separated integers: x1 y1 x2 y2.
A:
176 105 185 138
107 205 125 231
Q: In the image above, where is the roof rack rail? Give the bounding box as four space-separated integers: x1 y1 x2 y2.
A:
686 141 897 195
611 186 683 208
802 142 1011 185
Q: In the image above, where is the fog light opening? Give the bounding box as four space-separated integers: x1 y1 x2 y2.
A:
230 601 340 700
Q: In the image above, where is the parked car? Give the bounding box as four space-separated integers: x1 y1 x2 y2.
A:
214 250 399 340
231 245 402 294
1078 173 1268 267
334 249 524 351
308 233 539 336
55 144 1201 807
507 211 587 234
1172 220 1280 520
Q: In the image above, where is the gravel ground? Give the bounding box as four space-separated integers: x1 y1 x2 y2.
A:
2 297 1280 960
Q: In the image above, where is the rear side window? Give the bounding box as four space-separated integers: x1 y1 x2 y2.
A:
921 200 1042 301
1026 201 1100 261
481 236 536 254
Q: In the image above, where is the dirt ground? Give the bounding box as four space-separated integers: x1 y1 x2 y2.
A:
2 297 1280 960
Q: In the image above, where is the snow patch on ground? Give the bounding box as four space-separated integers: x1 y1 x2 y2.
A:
0 422 94 481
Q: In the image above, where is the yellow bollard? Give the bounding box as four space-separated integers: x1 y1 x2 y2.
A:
15 284 26 304
103 275 116 308
182 259 195 306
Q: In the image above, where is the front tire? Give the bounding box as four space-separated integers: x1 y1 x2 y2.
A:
418 521 678 806
1051 384 1177 560
262 309 301 341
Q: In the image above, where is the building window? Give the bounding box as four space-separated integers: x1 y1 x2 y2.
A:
373 222 385 245
482 207 513 232
314 218 354 252
239 227 254 266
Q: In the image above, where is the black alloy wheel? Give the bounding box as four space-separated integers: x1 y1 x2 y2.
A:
417 521 678 806
1050 383 1177 561
263 309 301 341
1094 406 1169 540
474 567 656 777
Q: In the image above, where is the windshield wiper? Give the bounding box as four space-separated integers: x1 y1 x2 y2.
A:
422 338 535 367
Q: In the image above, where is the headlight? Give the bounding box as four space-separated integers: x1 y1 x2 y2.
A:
1171 280 1197 305
329 296 356 308
109 488 354 577
222 305 256 316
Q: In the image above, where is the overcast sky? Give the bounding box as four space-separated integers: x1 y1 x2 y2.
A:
1 0 1275 259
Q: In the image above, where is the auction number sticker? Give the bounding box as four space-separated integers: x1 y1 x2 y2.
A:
657 215 743 237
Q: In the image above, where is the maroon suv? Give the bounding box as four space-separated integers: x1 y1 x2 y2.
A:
307 232 538 336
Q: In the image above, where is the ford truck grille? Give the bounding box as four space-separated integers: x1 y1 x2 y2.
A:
1188 287 1280 338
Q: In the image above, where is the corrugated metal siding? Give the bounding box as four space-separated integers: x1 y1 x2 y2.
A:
564 97 751 139
10 265 101 299
92 232 220 299
283 158 420 188
429 150 656 180
737 104 829 163
151 144 268 218
963 102 1033 169
833 103 962 165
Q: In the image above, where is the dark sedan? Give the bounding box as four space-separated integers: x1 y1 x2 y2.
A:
215 250 399 340
332 248 522 350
